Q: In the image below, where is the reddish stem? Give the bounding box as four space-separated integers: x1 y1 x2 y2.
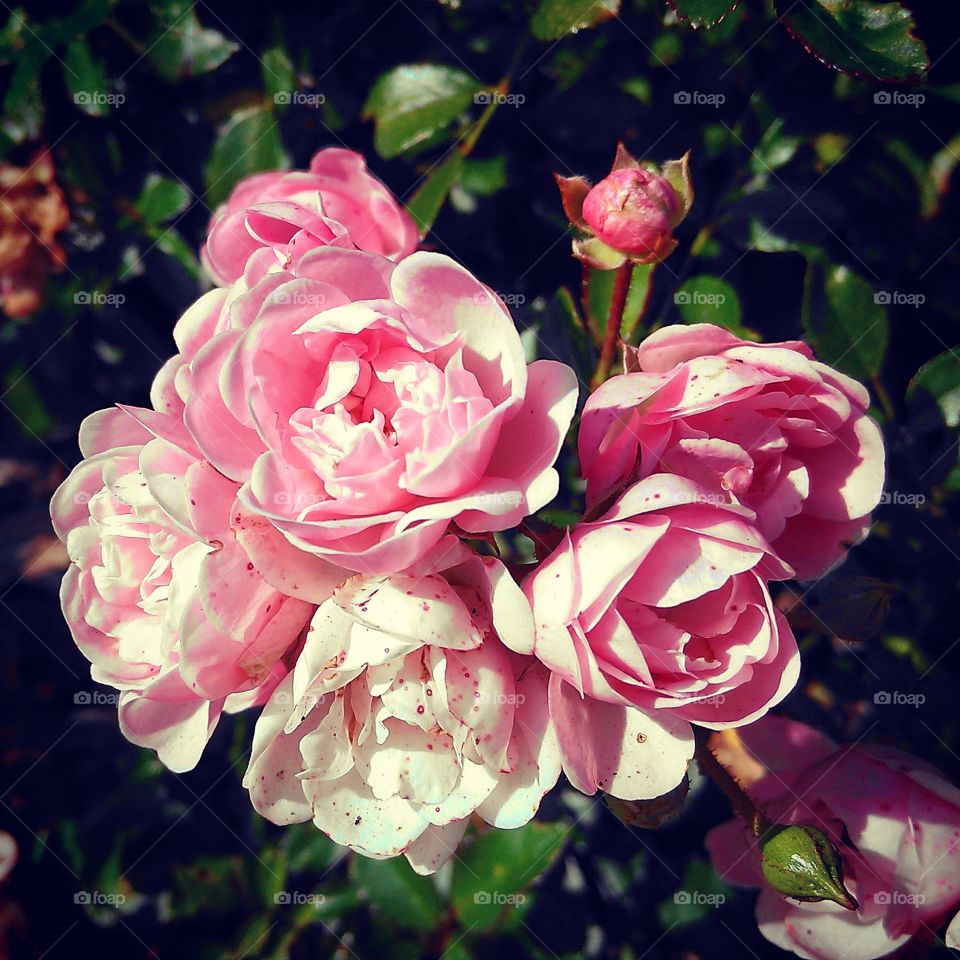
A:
591 262 633 389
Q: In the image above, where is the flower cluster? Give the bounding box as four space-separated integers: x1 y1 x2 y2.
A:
53 146 916 955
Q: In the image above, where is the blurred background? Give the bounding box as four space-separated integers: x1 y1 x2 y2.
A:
2 0 960 957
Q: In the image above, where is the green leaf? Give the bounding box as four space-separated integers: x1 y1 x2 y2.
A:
147 1 239 81
254 847 289 909
751 117 801 177
908 349 960 428
363 64 484 159
284 825 339 874
552 287 594 375
32 0 115 47
145 226 202 280
351 855 441 931
657 860 731 928
171 856 250 918
0 6 31 61
135 175 190 225
406 153 465 236
669 0 739 29
451 822 568 930
459 154 508 196
1 46 46 142
538 507 582 529
204 106 286 207
529 0 621 41
4 366 55 438
64 38 110 116
778 0 928 81
261 46 297 107
675 275 756 338
802 260 888 381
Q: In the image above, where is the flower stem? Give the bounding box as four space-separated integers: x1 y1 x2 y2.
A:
591 262 633 389
694 730 769 838
871 375 897 423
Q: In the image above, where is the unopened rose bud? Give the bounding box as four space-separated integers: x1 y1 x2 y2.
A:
760 824 858 911
582 168 679 258
555 143 693 270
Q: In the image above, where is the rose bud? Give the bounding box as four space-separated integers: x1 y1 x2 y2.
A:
555 143 693 270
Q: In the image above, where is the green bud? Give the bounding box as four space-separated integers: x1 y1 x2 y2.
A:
760 824 858 911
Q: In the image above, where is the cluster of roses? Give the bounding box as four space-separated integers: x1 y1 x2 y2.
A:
52 148 960 959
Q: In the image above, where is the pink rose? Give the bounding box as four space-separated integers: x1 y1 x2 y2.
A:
202 148 418 285
706 717 960 960
554 145 692 269
581 167 680 258
522 474 800 730
176 246 578 575
50 406 337 772
244 555 560 873
580 324 885 579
